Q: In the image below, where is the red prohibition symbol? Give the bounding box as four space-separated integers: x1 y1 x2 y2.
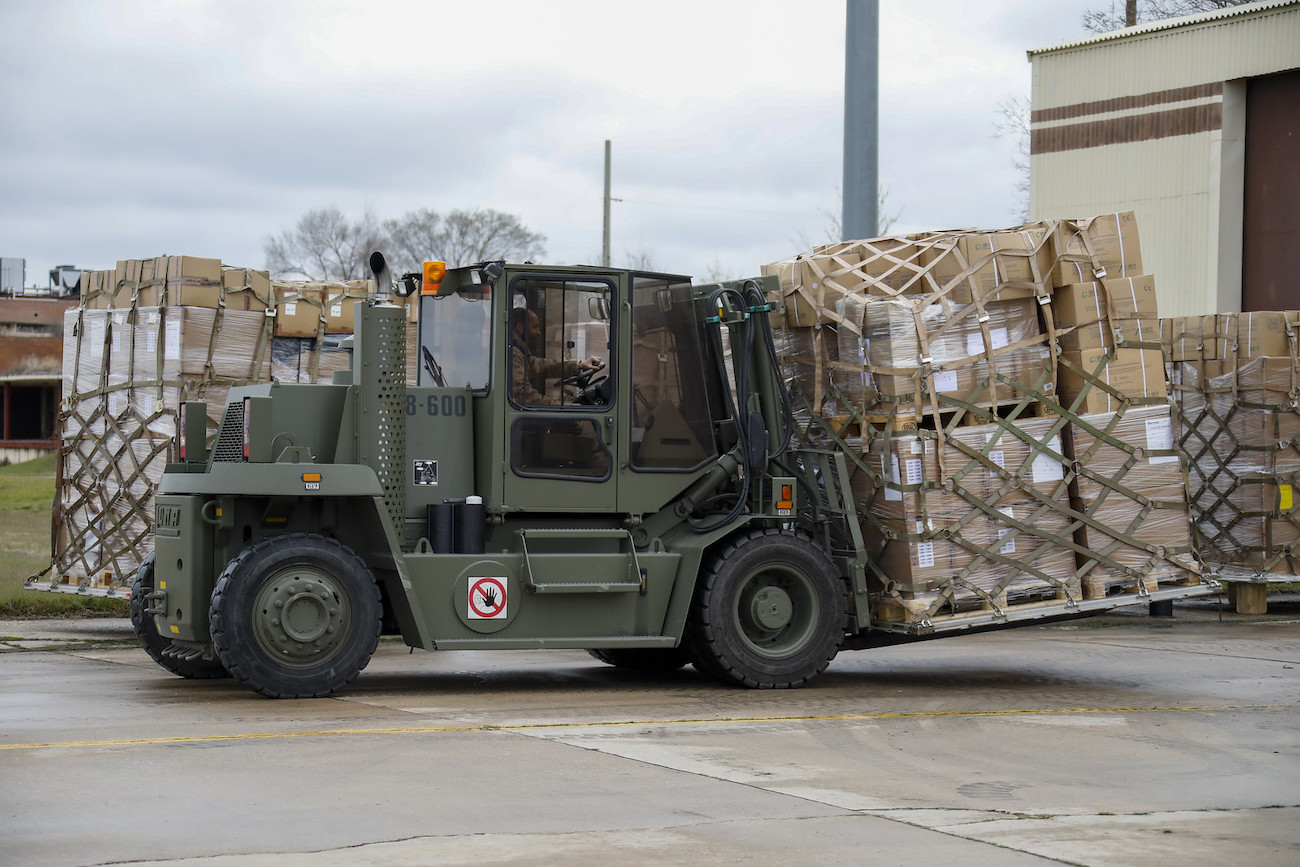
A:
469 577 507 619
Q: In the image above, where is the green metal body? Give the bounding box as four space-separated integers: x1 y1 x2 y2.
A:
149 266 852 658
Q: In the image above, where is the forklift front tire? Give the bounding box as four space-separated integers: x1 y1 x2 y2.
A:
210 533 382 699
686 529 847 689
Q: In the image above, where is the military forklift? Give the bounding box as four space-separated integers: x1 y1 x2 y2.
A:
134 253 870 697
133 253 1205 698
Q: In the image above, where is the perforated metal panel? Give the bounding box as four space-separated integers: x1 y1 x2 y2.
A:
210 400 245 464
357 303 408 537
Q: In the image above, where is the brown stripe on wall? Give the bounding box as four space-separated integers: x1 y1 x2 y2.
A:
1031 102 1222 154
1032 82 1223 123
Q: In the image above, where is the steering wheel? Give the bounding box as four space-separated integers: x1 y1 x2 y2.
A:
563 363 608 406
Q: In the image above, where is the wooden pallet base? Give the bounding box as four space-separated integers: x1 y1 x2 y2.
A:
875 577 1080 626
1082 571 1158 600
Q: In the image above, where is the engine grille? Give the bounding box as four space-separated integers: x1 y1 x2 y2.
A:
211 400 245 463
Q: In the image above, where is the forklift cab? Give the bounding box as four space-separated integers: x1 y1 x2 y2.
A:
416 264 723 517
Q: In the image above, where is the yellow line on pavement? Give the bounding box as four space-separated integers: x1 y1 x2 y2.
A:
0 703 1284 752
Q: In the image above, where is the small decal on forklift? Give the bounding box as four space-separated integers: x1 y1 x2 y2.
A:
468 577 508 619
414 460 439 486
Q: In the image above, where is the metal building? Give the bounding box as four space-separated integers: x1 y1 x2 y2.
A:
1 257 24 294
1028 1 1300 317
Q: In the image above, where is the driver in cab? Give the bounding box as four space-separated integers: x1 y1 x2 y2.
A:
510 307 602 406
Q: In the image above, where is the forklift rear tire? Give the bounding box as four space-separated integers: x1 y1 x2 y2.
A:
130 554 229 680
685 529 847 689
210 533 382 699
586 648 691 672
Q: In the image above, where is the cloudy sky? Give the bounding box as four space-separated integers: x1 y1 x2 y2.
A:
1 0 1098 286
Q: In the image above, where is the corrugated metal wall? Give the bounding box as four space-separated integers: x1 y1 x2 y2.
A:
1029 2 1300 317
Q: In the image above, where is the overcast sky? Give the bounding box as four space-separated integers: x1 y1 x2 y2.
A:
1 0 1097 286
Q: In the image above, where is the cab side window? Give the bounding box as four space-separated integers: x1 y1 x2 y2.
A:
508 276 614 481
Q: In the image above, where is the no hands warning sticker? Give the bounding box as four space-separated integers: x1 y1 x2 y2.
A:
468 577 508 620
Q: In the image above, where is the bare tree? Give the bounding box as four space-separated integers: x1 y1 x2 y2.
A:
622 245 659 272
269 207 547 279
264 207 386 280
390 208 545 271
794 186 902 249
383 208 444 275
1082 0 1252 33
994 94 1032 220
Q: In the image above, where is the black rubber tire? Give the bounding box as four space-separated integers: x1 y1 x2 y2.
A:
209 533 381 699
129 554 229 679
586 647 692 672
685 529 847 689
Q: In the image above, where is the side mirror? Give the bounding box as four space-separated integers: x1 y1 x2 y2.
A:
588 296 611 320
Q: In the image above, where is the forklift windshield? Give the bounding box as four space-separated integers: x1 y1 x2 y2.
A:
417 285 491 390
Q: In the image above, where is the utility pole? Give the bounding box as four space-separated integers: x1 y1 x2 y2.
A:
602 140 612 267
842 0 879 242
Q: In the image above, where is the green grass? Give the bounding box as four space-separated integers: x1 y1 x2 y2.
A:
0 453 127 618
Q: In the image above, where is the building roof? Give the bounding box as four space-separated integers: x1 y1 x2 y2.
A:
1028 0 1299 56
0 372 60 386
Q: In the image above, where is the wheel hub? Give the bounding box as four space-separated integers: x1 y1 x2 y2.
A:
253 571 348 664
750 586 793 631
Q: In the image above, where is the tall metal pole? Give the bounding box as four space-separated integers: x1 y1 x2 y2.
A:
842 0 879 241
602 140 612 267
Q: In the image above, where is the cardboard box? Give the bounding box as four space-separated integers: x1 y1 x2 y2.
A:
220 266 273 312
113 258 157 308
1221 310 1295 361
943 418 1070 504
61 308 110 398
1058 315 1160 352
79 270 117 310
1235 356 1300 401
321 280 373 333
1163 313 1223 362
166 306 273 381
156 255 224 307
1070 405 1183 493
1075 481 1192 573
817 237 928 296
1058 347 1166 414
843 296 1043 371
1047 211 1143 287
963 502 1078 596
1053 274 1159 329
919 228 1052 304
272 285 325 338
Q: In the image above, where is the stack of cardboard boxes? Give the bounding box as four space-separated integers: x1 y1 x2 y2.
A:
767 212 1200 626
46 256 391 595
1165 310 1300 598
